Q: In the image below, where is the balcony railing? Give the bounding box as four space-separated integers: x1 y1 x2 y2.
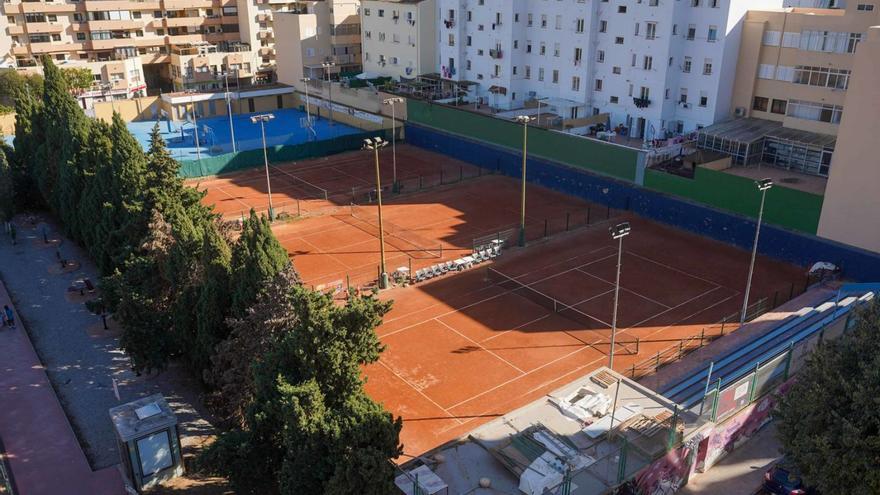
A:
633 97 651 108
489 49 503 59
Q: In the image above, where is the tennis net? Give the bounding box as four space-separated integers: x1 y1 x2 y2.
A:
486 268 605 330
350 204 443 258
270 165 329 200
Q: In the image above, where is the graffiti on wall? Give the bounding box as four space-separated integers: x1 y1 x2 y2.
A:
632 444 694 495
701 377 795 470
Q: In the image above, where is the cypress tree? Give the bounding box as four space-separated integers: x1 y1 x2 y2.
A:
0 147 14 222
194 225 232 375
229 210 291 316
11 87 41 208
79 120 114 268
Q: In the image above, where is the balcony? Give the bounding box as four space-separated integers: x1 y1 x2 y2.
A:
19 2 77 13
163 0 214 8
84 0 161 10
443 18 455 29
633 97 651 108
24 21 66 33
30 42 86 53
166 33 210 44
257 30 273 40
489 49 503 59
7 25 25 35
164 16 219 27
258 47 274 57
87 19 144 30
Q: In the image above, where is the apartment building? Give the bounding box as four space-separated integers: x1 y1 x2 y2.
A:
168 42 264 91
817 26 880 253
273 0 363 86
360 0 436 80
697 1 878 176
435 0 783 140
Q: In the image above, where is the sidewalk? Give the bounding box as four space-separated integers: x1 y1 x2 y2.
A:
679 422 781 495
0 280 125 495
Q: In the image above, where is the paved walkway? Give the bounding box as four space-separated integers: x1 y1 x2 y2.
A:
680 422 782 495
0 280 125 495
0 215 220 493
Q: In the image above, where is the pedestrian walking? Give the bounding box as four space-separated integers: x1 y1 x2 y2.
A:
4 305 14 328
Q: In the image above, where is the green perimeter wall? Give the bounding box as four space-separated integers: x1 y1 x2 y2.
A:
406 99 640 182
178 130 389 178
644 168 824 234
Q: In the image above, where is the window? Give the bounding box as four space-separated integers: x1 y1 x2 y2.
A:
618 5 627 12
552 70 559 83
711 0 718 6
466 35 472 46
787 99 844 123
665 88 670 99
76 32 86 41
703 59 712 75
793 66 851 90
634 23 640 36
692 0 700 6
538 68 545 81
757 64 775 79
513 66 517 75
631 54 637 66
597 50 605 62
708 26 717 42
613 66 621 74
650 0 659 5
527 13 533 26
364 8 370 16
682 57 692 73
646 22 656 40
599 20 607 33
448 34 454 46
615 36 624 44
687 25 696 40
576 18 585 33
799 30 862 53
640 86 650 99
672 24 678 36
378 9 384 17
554 43 560 56
555 15 561 29
514 13 519 22
699 93 708 107
753 96 769 112
541 14 547 28
574 47 582 64
770 99 787 114
466 59 471 70
643 56 653 70
572 76 581 91
610 96 619 103
679 88 688 103
595 79 603 91
540 42 546 55
525 65 531 79
856 3 875 10
526 42 532 53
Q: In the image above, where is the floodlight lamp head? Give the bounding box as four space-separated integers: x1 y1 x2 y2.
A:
384 97 404 105
756 178 773 191
514 115 533 124
610 222 631 239
250 116 259 124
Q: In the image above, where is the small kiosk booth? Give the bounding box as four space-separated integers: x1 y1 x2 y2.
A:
110 394 184 492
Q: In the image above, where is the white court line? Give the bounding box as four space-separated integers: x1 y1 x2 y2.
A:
444 338 601 411
618 289 740 346
213 184 261 212
624 285 727 331
480 313 552 343
502 245 616 282
627 251 724 289
433 318 526 375
376 361 465 425
574 267 673 310
298 237 356 270
438 353 608 434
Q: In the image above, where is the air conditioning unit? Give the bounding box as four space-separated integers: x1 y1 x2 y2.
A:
734 106 746 117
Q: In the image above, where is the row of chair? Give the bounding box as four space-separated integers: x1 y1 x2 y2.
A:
411 243 504 283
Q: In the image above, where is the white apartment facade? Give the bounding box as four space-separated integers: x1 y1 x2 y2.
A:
360 0 437 80
436 0 782 140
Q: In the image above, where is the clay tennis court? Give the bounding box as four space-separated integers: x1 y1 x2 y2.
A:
192 145 806 457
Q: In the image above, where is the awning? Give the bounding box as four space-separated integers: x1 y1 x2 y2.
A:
488 85 507 95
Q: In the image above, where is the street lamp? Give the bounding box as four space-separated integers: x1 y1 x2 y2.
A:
514 115 534 247
322 61 335 126
300 77 313 130
740 178 773 325
608 221 631 371
251 113 276 220
383 96 405 191
185 89 202 161
221 70 237 153
364 137 390 289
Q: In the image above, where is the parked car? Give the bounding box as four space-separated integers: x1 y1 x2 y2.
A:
763 461 818 495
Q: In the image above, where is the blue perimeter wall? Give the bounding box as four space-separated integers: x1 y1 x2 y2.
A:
406 123 880 282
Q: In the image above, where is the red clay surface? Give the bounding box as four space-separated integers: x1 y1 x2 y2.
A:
0 282 125 495
194 145 806 458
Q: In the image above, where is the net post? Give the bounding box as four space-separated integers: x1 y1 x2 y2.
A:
629 364 636 378
635 337 640 354
543 219 548 238
772 290 778 309
720 317 726 336
351 187 356 204
346 274 350 292
654 351 660 368
297 199 301 217
678 340 684 360
699 328 705 346
789 282 794 301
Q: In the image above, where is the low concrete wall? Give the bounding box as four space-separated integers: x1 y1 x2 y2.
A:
92 96 162 123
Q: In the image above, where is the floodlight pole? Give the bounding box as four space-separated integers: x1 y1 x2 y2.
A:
323 62 335 126
252 114 275 220
608 222 631 370
366 138 390 289
187 91 202 160
224 72 237 153
516 115 531 247
384 97 404 191
740 179 773 326
301 77 312 127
